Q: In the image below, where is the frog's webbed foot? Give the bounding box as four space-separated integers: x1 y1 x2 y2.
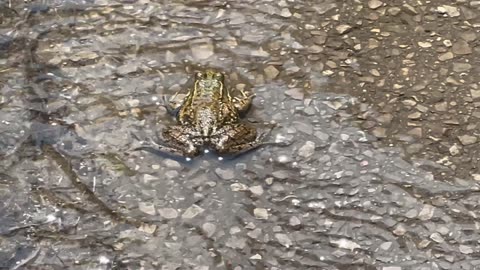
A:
216 140 273 157
152 141 200 158
134 136 200 158
161 95 182 116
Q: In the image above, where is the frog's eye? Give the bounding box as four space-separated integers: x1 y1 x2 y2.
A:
214 73 224 80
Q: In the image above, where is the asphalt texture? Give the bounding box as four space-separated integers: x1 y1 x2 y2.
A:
1 1 480 269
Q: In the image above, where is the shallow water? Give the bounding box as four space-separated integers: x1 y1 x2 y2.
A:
1 1 480 269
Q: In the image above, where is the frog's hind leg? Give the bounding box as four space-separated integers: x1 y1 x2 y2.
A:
145 139 200 158
212 123 280 157
136 126 201 158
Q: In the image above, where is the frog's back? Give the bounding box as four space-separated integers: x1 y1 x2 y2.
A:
176 70 246 127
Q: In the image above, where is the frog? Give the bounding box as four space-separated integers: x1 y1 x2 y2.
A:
151 70 277 158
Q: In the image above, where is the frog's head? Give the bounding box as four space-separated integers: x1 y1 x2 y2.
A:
194 70 224 94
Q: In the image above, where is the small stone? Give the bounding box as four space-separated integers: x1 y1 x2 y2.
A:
336 24 352 34
247 228 261 239
253 208 269 219
406 143 423 154
117 64 138 75
470 89 480 99
280 8 292 17
359 76 374 83
330 238 361 251
370 69 381 77
449 144 460 156
418 239 431 249
191 43 214 60
298 141 315 158
272 170 289 179
378 113 393 124
139 202 156 215
276 154 292 163
250 254 262 260
452 40 472 55
407 127 423 138
418 204 435 220
250 48 270 57
443 39 452 47
264 65 280 80
372 127 387 138
71 51 99 61
473 174 480 181
461 31 477 42
275 233 293 247
312 32 328 45
303 106 316 115
438 52 454 61
340 134 349 141
383 267 401 270
368 38 380 49
182 204 205 219
402 4 418 15
307 45 323 53
163 159 182 169
249 185 264 196
416 104 428 112
265 177 274 185
314 131 330 141
143 174 158 182
165 170 179 179
380 241 392 250
231 183 248 191
226 236 246 249
405 209 418 218
158 208 178 219
202 222 216 237
387 7 401 16
368 0 383 9
393 224 406 236
408 112 421 119
289 216 301 226
437 226 450 235
453 62 472 72
215 168 235 180
430 232 444 243
165 50 175 62
284 88 304 100
434 102 448 112
436 5 460 17
459 245 474 254
402 99 417 106
458 135 477 145
323 100 344 110
138 223 157 234
418 41 432 48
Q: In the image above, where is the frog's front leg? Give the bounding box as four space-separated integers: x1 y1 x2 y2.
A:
232 89 254 115
153 125 201 158
211 123 276 156
162 92 187 116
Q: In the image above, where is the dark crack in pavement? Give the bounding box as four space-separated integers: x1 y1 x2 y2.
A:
1 0 480 269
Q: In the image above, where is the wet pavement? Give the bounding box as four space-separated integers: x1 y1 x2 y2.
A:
1 0 480 269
